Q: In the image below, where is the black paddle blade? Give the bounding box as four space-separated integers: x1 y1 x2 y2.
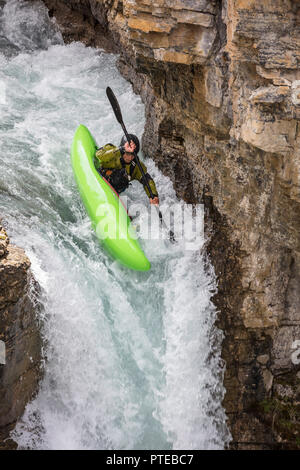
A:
106 87 123 125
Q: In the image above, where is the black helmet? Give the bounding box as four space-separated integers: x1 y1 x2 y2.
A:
120 134 140 154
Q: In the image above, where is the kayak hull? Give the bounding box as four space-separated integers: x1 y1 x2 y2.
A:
71 125 151 271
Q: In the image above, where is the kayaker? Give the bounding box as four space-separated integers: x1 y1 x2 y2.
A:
94 134 159 205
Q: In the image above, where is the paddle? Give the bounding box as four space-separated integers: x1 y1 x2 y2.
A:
106 86 176 243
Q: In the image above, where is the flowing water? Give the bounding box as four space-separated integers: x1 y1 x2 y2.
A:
0 0 230 450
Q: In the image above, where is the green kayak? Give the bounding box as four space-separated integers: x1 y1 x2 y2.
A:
71 124 151 271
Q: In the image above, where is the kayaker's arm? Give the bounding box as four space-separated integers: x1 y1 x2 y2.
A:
132 162 159 202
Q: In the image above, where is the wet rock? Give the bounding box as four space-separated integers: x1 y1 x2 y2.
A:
0 228 42 449
38 0 118 51
257 355 269 366
38 0 300 449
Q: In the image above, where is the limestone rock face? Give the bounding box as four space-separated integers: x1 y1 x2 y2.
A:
40 0 300 449
0 226 42 449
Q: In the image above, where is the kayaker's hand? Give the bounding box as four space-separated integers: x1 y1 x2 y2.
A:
124 140 136 154
150 197 159 206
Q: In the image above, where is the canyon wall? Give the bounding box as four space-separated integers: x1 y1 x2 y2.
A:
40 0 300 448
0 224 42 449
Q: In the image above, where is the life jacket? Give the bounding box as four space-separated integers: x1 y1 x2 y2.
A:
98 157 137 194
